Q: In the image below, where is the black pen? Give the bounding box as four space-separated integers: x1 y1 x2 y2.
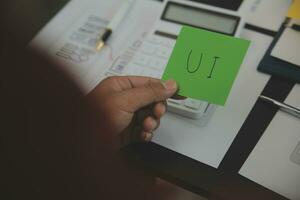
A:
96 0 135 51
96 29 112 51
291 24 300 31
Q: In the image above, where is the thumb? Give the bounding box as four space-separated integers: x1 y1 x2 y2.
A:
118 80 178 112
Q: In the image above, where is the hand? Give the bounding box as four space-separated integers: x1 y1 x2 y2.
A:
87 76 178 147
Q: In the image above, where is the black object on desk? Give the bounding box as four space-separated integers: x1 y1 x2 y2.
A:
291 24 300 31
258 23 300 83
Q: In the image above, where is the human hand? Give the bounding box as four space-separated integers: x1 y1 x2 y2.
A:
87 76 178 147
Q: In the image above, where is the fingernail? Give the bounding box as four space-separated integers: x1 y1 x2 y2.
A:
150 119 157 130
162 80 177 91
144 132 153 142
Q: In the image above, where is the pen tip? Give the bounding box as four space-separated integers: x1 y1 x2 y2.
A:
259 95 269 101
96 41 105 51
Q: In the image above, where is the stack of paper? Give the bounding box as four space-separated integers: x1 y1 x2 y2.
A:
271 26 300 67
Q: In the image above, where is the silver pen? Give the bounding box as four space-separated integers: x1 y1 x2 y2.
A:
260 95 300 118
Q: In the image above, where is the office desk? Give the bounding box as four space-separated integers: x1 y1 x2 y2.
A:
5 0 296 199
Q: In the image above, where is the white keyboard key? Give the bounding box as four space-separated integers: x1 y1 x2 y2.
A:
168 99 185 105
184 99 203 110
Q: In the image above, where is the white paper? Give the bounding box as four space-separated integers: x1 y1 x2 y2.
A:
239 84 300 200
30 0 162 94
152 30 272 168
239 0 292 31
271 27 300 67
30 0 275 169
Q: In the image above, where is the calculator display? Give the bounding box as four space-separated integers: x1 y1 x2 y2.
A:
161 2 240 35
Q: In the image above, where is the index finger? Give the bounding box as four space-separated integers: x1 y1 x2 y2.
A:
115 76 161 90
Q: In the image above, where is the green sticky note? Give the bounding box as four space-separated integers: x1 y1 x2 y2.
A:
162 26 250 106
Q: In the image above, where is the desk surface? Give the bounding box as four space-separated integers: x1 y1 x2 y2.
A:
4 0 296 199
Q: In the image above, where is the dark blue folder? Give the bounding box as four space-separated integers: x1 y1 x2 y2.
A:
257 24 300 83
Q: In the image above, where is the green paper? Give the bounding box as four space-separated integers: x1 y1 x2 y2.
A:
162 26 250 106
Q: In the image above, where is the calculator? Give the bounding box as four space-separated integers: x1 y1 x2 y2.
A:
126 0 244 119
